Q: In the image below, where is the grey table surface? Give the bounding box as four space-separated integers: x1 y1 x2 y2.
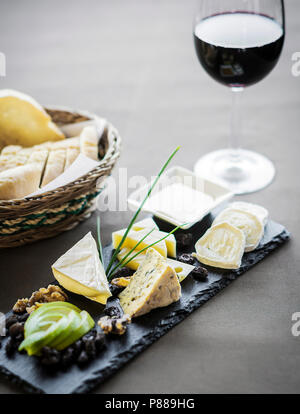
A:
0 0 299 394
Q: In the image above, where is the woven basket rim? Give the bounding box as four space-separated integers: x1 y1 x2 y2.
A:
0 106 121 207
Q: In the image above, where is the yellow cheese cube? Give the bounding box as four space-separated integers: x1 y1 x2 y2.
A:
112 228 167 258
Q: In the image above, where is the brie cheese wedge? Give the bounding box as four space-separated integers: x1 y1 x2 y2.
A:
52 232 111 304
213 208 264 252
229 201 269 226
193 222 245 269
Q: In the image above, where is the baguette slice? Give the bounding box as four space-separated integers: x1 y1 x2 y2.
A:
65 147 80 170
41 148 66 186
0 89 64 149
80 126 99 160
0 164 43 200
53 137 80 150
1 145 22 156
0 147 33 173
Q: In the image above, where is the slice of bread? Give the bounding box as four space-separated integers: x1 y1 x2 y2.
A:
41 148 66 187
0 164 43 200
0 89 64 149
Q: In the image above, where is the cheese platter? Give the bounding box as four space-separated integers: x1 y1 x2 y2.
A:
0 93 290 393
0 205 289 393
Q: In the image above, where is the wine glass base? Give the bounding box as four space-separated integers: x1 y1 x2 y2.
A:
194 149 275 195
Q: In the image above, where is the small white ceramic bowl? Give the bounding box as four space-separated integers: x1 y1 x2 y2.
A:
127 166 233 229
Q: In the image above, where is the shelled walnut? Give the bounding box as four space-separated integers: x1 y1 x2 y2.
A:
98 314 131 335
13 284 68 314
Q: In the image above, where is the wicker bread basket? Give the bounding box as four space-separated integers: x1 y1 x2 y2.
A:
0 107 121 248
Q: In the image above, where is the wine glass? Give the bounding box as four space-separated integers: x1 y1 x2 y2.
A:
193 0 285 194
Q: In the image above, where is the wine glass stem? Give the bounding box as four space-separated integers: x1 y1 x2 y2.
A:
230 87 244 162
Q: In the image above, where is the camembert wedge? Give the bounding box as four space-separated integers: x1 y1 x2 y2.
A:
52 232 111 305
119 248 181 318
193 222 245 269
213 208 264 252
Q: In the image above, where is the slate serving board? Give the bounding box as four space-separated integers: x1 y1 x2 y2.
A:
0 212 290 394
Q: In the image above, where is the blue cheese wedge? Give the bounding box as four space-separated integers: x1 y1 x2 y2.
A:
213 208 264 252
119 248 181 318
52 232 111 304
193 222 245 269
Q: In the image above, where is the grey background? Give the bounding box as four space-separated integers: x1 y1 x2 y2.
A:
0 0 299 394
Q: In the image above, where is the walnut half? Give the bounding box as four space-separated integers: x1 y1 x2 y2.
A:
98 314 131 335
13 284 68 314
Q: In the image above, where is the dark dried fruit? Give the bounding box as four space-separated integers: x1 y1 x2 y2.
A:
176 233 193 249
5 337 16 356
40 347 61 366
77 350 89 365
8 322 24 338
94 331 106 352
177 253 195 265
84 337 96 359
61 347 75 367
104 306 122 318
114 267 133 278
17 313 29 323
72 339 83 357
6 315 18 329
109 284 124 296
192 266 209 281
14 334 24 346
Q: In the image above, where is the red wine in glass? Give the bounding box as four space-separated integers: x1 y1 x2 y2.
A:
193 1 285 195
194 12 284 88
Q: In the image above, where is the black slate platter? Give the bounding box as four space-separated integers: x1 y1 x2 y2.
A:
0 212 290 394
